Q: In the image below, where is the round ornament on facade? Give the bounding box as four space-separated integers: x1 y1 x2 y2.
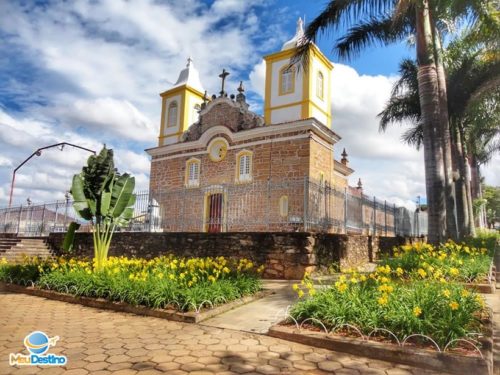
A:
208 138 228 162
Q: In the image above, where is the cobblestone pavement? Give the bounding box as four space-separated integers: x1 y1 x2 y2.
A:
0 292 448 375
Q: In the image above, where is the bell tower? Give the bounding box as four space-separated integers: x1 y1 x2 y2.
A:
263 18 333 127
158 58 205 146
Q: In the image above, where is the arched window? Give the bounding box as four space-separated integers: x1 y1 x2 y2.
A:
185 158 200 187
316 71 324 100
279 65 295 95
279 196 289 217
236 150 252 183
167 101 178 128
193 104 201 124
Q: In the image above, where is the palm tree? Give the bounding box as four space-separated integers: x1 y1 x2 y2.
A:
293 0 492 243
378 51 500 238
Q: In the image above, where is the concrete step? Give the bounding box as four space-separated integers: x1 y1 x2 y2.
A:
0 237 56 263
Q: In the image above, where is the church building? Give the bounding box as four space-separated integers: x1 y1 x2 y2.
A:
146 19 358 233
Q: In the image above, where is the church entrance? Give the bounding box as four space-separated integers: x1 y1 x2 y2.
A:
206 193 224 233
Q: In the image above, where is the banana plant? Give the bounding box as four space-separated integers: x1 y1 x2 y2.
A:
70 147 136 271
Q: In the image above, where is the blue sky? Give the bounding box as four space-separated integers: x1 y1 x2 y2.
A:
0 0 497 208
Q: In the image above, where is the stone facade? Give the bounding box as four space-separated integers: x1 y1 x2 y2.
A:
147 115 354 232
48 232 410 279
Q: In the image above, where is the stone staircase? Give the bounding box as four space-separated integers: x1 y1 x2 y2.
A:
0 237 56 263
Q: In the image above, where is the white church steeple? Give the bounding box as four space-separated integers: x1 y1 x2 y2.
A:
172 57 204 93
282 17 305 50
158 57 205 146
263 18 334 127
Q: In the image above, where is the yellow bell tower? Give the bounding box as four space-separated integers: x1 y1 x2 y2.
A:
263 18 333 127
158 58 205 146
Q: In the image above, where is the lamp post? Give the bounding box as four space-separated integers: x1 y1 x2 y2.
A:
415 195 421 236
8 142 96 208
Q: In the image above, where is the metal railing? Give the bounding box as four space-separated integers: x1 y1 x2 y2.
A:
0 179 428 237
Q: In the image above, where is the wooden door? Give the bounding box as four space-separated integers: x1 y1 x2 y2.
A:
207 193 223 233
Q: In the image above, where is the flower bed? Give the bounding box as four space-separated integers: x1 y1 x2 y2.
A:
380 240 494 284
0 255 263 312
290 271 487 350
282 237 498 355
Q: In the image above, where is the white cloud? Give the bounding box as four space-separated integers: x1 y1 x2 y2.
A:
482 154 500 187
52 98 156 142
329 63 427 203
0 157 12 168
248 60 266 98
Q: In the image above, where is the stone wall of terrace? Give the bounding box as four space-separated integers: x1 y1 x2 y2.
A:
48 232 419 280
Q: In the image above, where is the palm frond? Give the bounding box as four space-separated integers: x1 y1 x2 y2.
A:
392 58 418 96
292 0 395 67
378 95 421 132
336 14 414 60
401 123 424 150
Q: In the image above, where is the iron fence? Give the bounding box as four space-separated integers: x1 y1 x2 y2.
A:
0 179 428 237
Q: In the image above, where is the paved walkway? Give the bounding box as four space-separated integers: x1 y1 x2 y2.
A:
0 291 445 375
201 280 297 334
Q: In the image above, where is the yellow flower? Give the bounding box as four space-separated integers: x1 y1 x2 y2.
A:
360 275 367 282
396 267 404 277
292 283 299 291
413 306 422 317
417 268 427 278
336 283 347 293
297 290 304 298
461 290 470 297
442 289 451 298
449 268 459 276
449 301 459 310
378 295 388 306
223 267 230 274
378 284 394 293
475 295 485 307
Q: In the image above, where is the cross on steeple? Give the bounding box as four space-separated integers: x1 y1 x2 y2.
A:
218 68 230 97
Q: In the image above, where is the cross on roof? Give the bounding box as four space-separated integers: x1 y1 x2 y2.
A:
218 68 230 97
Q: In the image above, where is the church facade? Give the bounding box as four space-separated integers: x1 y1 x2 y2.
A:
146 19 363 233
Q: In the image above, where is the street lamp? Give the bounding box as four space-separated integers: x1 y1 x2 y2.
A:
8 142 96 207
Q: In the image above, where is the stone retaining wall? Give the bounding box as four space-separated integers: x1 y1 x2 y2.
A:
48 232 416 279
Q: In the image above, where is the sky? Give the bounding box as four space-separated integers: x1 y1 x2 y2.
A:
0 0 498 209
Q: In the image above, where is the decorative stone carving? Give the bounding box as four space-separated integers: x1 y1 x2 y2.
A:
182 96 264 142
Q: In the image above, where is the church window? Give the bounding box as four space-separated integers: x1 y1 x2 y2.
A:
193 104 201 124
279 65 295 95
279 196 289 217
236 150 252 183
167 101 178 128
317 71 324 100
185 158 200 187
319 172 325 186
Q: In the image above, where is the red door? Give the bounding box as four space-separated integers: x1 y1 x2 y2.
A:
207 193 223 233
